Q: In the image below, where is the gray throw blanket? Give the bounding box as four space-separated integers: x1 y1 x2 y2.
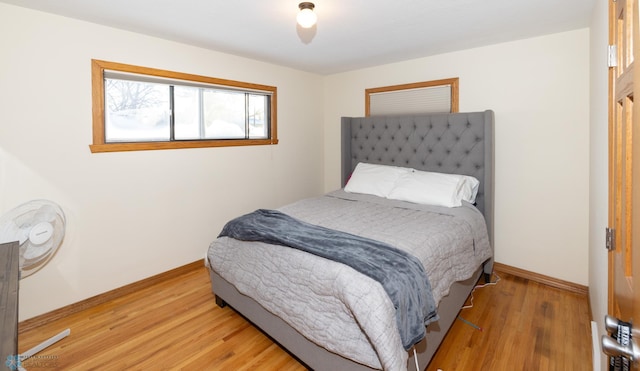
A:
218 208 439 350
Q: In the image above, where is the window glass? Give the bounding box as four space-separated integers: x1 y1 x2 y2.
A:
248 94 268 139
105 79 171 142
173 86 201 140
203 89 246 139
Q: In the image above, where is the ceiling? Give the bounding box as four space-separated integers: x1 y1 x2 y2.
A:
1 0 596 75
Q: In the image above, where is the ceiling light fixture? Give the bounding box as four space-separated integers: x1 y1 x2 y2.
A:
297 2 317 28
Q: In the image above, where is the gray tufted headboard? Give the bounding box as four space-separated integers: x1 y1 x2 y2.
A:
341 110 494 246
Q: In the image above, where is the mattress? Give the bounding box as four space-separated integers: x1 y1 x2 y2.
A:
207 189 492 370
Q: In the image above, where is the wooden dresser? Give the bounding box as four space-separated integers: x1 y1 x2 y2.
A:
0 241 20 365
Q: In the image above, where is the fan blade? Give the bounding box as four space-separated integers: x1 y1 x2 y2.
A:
0 220 29 244
32 205 58 223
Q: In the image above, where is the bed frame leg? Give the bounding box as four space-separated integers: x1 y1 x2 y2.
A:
215 295 227 308
483 260 494 284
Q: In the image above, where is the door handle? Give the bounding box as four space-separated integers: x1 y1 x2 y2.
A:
602 335 640 360
605 314 621 333
601 315 640 362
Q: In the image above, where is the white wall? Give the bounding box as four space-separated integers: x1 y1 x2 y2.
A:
0 4 325 320
589 0 610 369
324 30 591 285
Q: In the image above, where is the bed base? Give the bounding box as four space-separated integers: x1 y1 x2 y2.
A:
210 263 487 371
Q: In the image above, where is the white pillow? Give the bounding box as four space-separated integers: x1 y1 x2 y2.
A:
344 162 411 198
387 170 480 207
458 174 480 204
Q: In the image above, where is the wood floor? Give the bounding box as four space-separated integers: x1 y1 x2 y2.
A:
18 266 593 370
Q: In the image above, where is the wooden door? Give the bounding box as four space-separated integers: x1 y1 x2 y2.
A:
607 0 640 365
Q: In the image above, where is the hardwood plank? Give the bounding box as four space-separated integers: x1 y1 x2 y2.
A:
18 267 592 370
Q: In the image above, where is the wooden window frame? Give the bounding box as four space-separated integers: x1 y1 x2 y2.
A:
365 77 459 116
90 59 278 153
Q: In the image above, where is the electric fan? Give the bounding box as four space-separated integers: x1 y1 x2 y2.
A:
0 199 70 370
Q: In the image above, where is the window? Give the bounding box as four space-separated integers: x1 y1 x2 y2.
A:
90 59 278 153
365 78 459 116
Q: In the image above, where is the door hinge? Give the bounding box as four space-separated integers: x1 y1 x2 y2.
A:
608 45 618 67
606 227 616 251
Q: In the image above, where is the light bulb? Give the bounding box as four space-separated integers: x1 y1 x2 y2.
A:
297 3 317 28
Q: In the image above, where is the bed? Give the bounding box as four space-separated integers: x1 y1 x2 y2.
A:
207 110 495 371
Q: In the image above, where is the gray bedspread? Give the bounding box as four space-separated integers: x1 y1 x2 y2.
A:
208 189 492 370
218 208 438 350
